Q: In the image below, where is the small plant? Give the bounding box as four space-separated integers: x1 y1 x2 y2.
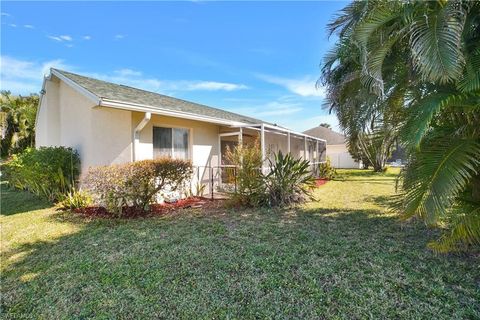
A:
83 158 193 216
3 147 80 202
225 139 267 207
58 189 92 210
265 151 316 207
185 182 206 198
318 157 337 180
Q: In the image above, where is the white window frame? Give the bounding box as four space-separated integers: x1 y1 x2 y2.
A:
153 125 192 160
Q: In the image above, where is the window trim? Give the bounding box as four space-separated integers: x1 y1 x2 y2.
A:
152 125 192 160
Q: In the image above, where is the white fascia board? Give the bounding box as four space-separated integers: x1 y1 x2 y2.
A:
35 75 50 128
232 123 327 142
50 69 100 105
99 98 247 127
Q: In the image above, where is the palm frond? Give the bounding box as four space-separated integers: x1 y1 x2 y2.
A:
401 91 480 148
409 3 466 83
428 205 480 252
355 3 402 47
361 35 399 96
399 136 480 224
457 47 480 93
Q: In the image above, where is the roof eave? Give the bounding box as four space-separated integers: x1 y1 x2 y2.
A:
51 69 101 104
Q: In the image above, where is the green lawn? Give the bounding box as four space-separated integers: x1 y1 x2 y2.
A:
1 169 479 319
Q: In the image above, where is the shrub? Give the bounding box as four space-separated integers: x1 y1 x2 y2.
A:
3 147 80 202
225 140 267 207
318 157 337 180
226 141 315 208
83 158 192 216
265 151 316 206
58 189 92 210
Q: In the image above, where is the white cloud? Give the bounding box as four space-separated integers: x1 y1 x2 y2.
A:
9 24 17 27
0 56 71 94
59 35 72 41
184 81 247 91
257 74 325 98
48 35 72 42
24 24 34 29
86 69 247 93
0 57 248 95
289 114 340 133
1 12 11 17
48 36 62 42
115 68 142 77
114 34 126 40
233 101 302 119
83 35 91 40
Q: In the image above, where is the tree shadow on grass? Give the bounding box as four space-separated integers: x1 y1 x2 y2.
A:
364 195 399 208
336 169 399 178
2 208 479 318
1 186 52 216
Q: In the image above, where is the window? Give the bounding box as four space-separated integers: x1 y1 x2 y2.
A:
153 126 189 160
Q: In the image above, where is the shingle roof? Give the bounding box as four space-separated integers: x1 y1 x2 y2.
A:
302 126 346 145
52 69 266 125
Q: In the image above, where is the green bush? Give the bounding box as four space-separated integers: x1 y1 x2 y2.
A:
83 158 193 216
266 151 316 206
225 140 267 207
58 189 92 210
3 147 80 202
318 157 337 180
226 141 315 208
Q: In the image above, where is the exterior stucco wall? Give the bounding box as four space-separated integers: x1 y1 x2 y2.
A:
326 144 361 169
88 105 132 168
133 112 220 167
36 77 60 146
133 112 221 193
36 77 133 173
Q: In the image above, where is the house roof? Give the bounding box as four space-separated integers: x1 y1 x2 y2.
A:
302 126 346 145
51 69 266 125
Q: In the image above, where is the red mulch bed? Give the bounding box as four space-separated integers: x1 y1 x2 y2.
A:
74 197 216 219
315 178 329 187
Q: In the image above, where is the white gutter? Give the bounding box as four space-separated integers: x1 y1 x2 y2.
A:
132 112 151 161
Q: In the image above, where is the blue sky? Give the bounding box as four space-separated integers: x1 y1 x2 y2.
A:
1 1 347 131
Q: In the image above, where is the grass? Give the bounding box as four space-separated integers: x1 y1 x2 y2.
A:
1 169 479 319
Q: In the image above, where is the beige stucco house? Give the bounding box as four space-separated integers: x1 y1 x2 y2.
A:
36 69 326 194
303 125 361 169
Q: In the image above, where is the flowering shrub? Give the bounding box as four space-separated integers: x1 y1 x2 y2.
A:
3 147 80 202
83 158 192 216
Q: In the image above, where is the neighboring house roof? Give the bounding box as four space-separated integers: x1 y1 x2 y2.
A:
51 69 266 125
303 126 346 145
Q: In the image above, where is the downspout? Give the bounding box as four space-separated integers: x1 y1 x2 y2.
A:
132 112 151 161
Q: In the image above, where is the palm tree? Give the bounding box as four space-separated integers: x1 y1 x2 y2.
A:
0 91 39 157
322 0 480 251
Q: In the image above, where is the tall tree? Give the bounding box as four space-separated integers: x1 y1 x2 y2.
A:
322 0 480 251
0 91 39 158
